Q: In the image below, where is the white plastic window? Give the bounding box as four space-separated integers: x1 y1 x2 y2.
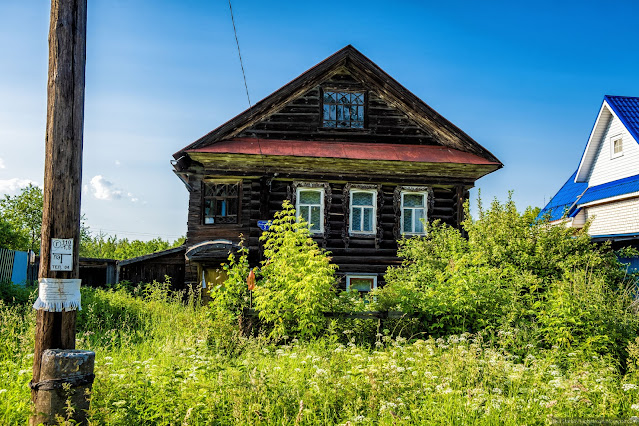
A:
296 188 324 233
401 192 427 235
350 190 376 234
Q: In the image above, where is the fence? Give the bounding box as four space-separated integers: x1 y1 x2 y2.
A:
0 247 29 285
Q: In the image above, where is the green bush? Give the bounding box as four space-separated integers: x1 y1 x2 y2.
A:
254 201 338 339
377 195 639 362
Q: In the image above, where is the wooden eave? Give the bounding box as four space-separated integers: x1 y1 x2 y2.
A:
187 151 498 182
173 45 502 166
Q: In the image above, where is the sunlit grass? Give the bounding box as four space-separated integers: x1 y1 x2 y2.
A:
2 283 639 425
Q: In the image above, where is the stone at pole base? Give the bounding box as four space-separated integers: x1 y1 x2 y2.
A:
30 349 95 426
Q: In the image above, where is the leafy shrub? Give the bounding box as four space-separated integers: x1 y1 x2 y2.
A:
377 194 639 361
253 201 338 339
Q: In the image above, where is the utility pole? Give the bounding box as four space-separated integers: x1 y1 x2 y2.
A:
30 1 92 424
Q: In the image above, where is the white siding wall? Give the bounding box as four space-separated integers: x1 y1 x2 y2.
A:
588 115 639 186
585 197 639 236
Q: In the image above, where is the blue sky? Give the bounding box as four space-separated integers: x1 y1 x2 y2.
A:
1 1 639 241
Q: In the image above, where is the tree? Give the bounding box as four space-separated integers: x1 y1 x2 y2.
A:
0 184 43 252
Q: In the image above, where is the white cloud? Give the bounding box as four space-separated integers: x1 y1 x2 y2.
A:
89 175 138 202
115 160 121 167
0 178 37 195
0 158 5 169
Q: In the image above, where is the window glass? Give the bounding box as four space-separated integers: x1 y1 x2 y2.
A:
300 190 321 204
349 277 375 292
203 182 240 224
297 188 323 232
401 192 427 234
323 91 365 128
614 139 623 154
350 190 376 234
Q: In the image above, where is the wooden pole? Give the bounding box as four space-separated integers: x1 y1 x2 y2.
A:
32 0 87 409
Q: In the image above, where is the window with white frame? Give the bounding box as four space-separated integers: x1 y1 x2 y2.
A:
611 134 623 159
401 191 428 235
346 274 377 292
296 188 324 233
350 190 376 234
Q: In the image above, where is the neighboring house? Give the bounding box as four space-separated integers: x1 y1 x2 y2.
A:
172 45 502 291
539 96 639 249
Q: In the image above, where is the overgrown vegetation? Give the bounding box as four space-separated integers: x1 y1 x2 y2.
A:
377 195 639 365
3 196 639 424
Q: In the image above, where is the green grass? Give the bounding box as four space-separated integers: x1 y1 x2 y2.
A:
2 283 639 425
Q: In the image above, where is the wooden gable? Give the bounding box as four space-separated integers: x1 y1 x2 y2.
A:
174 45 501 166
234 67 440 145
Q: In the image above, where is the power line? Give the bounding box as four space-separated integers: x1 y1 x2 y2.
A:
228 0 251 109
228 0 267 173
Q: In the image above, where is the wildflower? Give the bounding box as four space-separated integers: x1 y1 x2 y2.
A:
623 384 638 391
492 387 503 395
631 404 639 411
104 356 113 361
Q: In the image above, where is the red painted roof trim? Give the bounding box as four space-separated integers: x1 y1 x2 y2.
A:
187 138 500 165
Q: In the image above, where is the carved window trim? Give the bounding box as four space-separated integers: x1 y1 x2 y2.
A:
393 186 433 237
291 181 331 236
201 179 242 225
343 184 382 241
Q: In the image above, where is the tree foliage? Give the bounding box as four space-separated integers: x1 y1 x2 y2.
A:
0 184 43 252
79 232 185 260
217 201 338 339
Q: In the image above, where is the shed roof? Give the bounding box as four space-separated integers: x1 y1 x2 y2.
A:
577 173 639 205
537 170 588 222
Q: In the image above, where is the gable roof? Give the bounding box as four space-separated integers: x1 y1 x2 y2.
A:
174 45 501 165
537 170 588 222
605 95 639 143
575 95 639 182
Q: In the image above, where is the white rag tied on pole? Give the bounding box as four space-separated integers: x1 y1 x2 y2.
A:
33 278 82 312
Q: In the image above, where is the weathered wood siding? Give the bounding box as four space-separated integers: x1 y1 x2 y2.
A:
236 68 439 145
118 252 186 288
186 173 467 286
588 113 639 187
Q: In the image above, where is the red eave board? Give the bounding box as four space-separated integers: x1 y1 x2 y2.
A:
187 138 499 165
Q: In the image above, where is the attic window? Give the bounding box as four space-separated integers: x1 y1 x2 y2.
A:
611 135 623 159
322 91 365 128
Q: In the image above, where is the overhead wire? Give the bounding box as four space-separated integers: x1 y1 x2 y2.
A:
228 0 267 173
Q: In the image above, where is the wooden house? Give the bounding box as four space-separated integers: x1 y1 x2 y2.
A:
539 96 639 249
172 46 502 291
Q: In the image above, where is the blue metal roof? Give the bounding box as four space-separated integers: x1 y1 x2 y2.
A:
537 170 588 221
577 173 639 205
605 95 639 143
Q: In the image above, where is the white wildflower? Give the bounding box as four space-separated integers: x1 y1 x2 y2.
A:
623 383 638 391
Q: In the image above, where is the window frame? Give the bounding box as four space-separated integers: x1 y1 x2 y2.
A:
320 88 367 129
295 187 325 234
349 189 377 235
345 274 378 293
202 180 241 225
610 134 623 159
400 191 428 235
